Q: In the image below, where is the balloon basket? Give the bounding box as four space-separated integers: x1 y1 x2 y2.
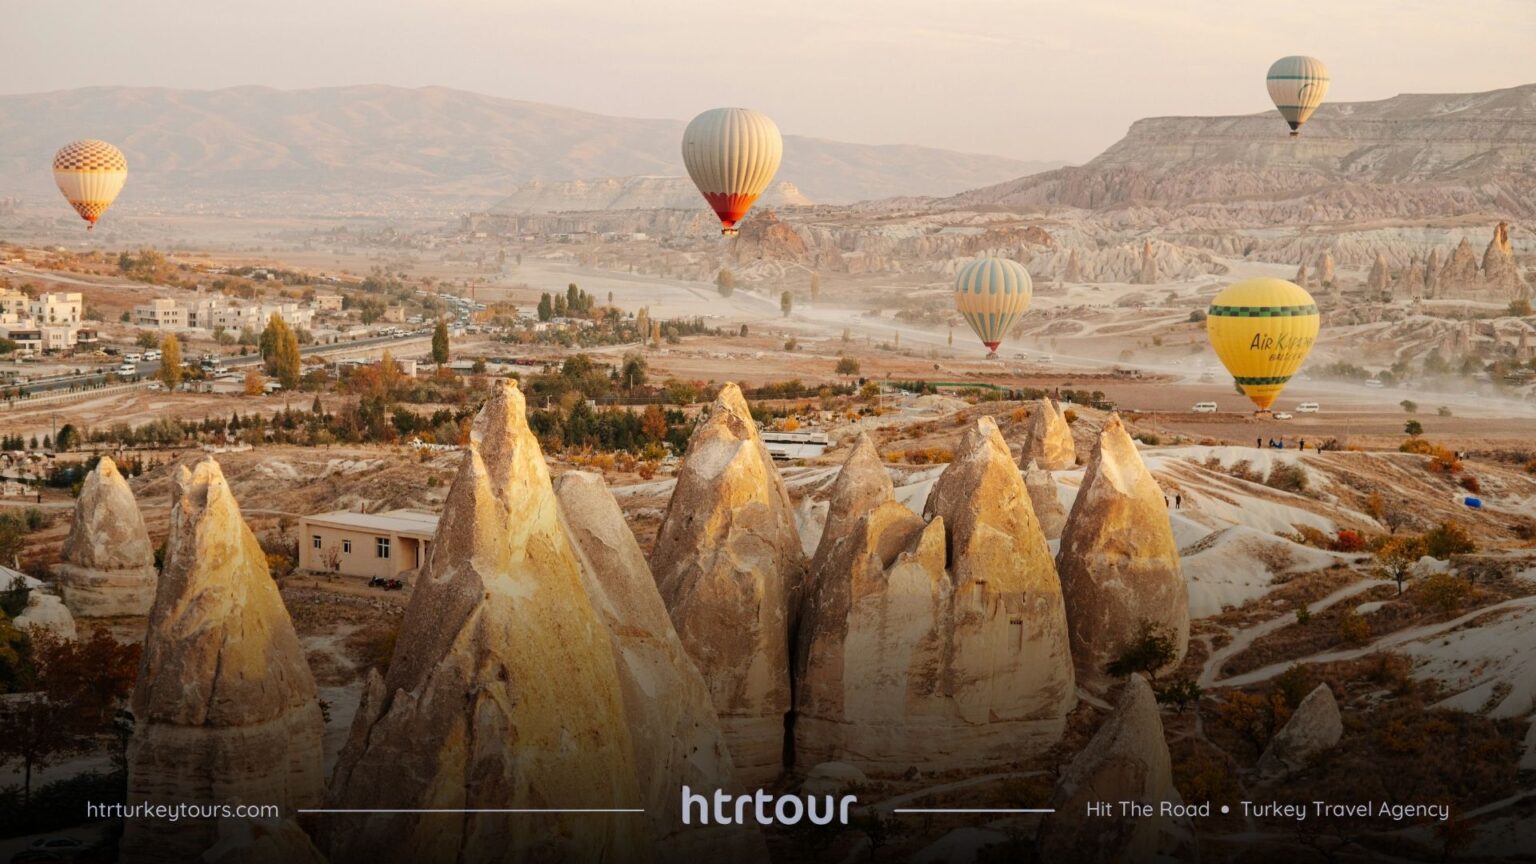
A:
985 351 999 360
720 228 739 237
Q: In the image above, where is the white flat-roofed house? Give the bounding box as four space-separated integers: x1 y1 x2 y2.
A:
133 298 185 330
759 429 830 461
29 292 81 326
298 508 438 580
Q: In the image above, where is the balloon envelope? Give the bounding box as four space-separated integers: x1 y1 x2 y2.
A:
681 108 783 236
954 257 1032 357
53 139 128 229
1266 56 1330 135
1206 278 1319 411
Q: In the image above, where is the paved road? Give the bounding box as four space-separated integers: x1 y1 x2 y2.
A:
13 331 431 395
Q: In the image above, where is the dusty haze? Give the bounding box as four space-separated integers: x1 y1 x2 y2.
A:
3 0 1533 162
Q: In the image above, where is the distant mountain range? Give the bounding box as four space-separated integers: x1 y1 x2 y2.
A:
0 85 1062 213
490 177 813 214
942 84 1536 222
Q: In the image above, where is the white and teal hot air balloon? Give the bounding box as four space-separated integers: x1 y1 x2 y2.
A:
954 257 1032 359
1266 56 1330 136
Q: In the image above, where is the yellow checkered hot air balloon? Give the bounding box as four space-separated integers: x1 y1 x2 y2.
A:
1266 56 1330 137
53 139 128 230
1206 278 1320 412
954 257 1032 359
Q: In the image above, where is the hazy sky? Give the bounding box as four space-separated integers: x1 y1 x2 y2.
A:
5 0 1534 162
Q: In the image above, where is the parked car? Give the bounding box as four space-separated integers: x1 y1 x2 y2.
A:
1272 411 1294 420
1365 378 1384 389
1296 402 1321 413
1191 401 1218 413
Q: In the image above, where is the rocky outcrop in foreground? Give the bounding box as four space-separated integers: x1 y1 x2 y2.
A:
13 590 76 640
1056 416 1189 694
653 383 805 785
55 457 157 617
556 471 767 862
1020 400 1076 470
123 459 324 864
1258 683 1342 778
327 381 645 864
1023 460 1068 541
1037 677 1190 862
795 418 1075 773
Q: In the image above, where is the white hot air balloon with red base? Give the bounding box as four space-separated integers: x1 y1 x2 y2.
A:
53 139 128 231
681 108 783 236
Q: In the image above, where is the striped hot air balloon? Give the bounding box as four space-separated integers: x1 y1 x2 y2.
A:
53 139 128 230
1206 278 1320 412
681 108 783 236
954 257 1032 358
1266 56 1330 136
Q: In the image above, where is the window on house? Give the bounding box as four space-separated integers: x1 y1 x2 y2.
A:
376 537 391 559
312 535 322 549
342 539 352 554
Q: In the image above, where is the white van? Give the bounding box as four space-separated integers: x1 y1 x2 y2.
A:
1296 402 1321 413
123 353 142 363
1364 379 1384 389
143 349 161 361
1191 402 1218 413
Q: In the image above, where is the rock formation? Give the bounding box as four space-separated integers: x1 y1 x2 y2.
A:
1484 221 1521 298
1294 260 1308 287
807 433 893 588
1024 460 1068 540
54 457 156 617
921 421 1076 745
1064 247 1083 282
731 209 811 264
123 459 324 864
555 471 767 862
1133 239 1158 284
326 382 646 864
12 590 76 640
1367 252 1390 296
1397 255 1425 300
1056 416 1189 694
202 818 327 864
652 383 804 785
1316 251 1335 289
1037 676 1189 862
1020 399 1076 470
796 418 1075 773
1441 237 1480 292
1258 683 1343 778
1425 248 1442 298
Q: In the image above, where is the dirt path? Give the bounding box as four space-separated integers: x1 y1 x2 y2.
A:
1199 578 1379 688
1215 595 1536 689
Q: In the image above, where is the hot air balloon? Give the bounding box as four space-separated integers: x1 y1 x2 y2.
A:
53 140 128 230
954 257 1032 359
681 108 782 236
1266 56 1330 136
1206 278 1319 412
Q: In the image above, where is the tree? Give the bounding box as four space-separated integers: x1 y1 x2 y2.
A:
1374 535 1426 594
1508 298 1533 317
1105 619 1178 682
1400 399 1418 414
640 403 668 441
431 320 450 365
243 368 265 396
809 271 821 302
1404 419 1424 436
135 330 158 349
263 314 302 391
621 353 648 390
780 291 793 317
835 356 860 376
716 269 736 297
159 334 183 390
54 424 77 452
537 293 553 322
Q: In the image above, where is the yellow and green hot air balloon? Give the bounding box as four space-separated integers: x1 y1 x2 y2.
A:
1206 278 1319 412
955 257 1032 359
1266 55 1330 136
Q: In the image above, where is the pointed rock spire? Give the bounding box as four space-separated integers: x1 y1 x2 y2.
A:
808 433 893 585
326 381 645 864
652 383 805 785
1056 416 1189 695
1024 460 1068 540
1037 676 1189 861
556 470 768 861
55 456 157 617
123 458 323 863
1020 399 1076 470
